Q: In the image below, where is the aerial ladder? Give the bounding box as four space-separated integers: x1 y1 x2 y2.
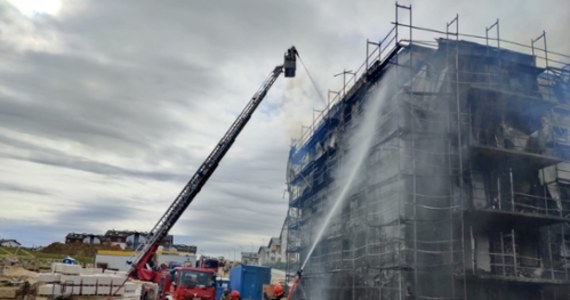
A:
129 46 298 282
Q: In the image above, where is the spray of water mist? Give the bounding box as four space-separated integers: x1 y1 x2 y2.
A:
300 72 395 271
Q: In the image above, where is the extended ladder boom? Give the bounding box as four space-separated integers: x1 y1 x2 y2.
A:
131 47 297 276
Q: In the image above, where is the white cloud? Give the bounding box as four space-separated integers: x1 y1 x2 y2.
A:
7 0 62 17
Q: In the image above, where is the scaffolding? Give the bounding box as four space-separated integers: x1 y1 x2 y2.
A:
285 3 570 300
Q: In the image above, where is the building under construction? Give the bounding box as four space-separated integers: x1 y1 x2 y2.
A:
285 4 570 300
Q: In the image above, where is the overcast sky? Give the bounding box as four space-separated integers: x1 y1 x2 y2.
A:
0 0 568 258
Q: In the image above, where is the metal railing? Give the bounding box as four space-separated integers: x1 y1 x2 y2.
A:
476 250 568 281
469 119 562 159
471 185 569 218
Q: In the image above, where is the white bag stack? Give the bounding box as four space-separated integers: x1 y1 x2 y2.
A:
38 284 62 296
82 286 97 296
38 264 134 298
60 275 81 285
80 275 98 285
37 273 61 283
95 274 112 285
50 263 65 273
61 264 81 275
81 267 103 275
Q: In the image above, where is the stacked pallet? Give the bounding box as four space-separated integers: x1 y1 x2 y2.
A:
36 264 141 299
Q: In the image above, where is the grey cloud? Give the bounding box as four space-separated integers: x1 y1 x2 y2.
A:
52 199 146 229
0 182 52 196
0 133 188 182
0 51 213 151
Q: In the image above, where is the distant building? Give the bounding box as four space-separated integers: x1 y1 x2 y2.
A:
257 246 268 266
65 233 104 245
64 230 174 250
241 252 259 265
0 239 21 247
266 237 281 263
172 244 197 254
258 220 292 267
259 237 284 265
104 230 174 250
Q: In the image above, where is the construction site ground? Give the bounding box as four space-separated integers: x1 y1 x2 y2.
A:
0 244 138 300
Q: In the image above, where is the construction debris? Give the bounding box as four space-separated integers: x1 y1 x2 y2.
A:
0 266 37 300
41 243 117 258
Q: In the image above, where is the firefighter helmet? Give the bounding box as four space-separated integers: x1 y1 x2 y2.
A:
274 284 284 296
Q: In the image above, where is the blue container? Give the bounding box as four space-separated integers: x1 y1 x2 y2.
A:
229 265 271 300
216 278 230 300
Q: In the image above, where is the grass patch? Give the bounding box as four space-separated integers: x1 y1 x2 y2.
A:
1 246 94 267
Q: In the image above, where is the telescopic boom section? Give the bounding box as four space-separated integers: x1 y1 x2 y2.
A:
131 47 297 277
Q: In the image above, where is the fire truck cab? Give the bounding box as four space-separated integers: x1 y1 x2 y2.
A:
160 266 217 300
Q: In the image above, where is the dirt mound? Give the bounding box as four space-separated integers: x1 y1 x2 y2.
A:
0 266 37 284
2 267 36 278
0 267 37 300
41 243 118 257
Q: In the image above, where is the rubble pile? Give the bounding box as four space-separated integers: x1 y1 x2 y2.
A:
40 243 117 258
0 266 37 300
